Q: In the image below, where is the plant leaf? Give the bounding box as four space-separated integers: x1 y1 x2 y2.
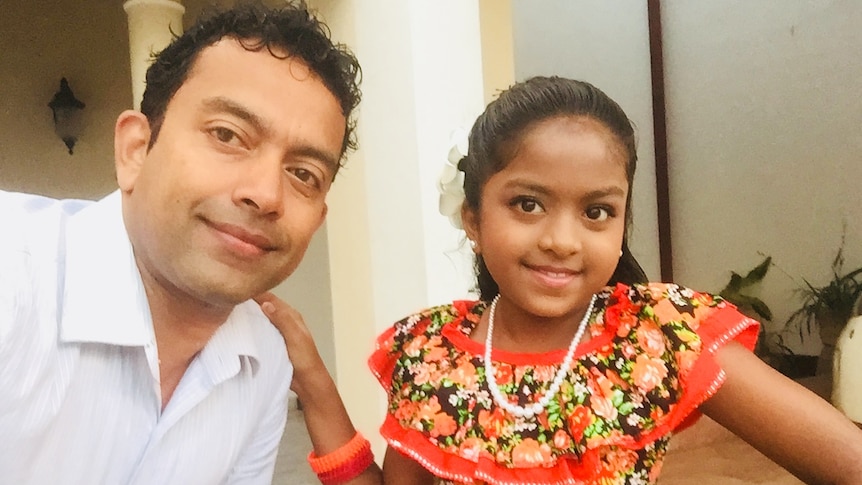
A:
727 294 773 321
720 273 743 293
740 256 771 287
749 299 773 321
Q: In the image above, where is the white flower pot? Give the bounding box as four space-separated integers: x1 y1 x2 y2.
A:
833 315 862 423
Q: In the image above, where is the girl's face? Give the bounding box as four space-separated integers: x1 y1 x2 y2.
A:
463 115 628 323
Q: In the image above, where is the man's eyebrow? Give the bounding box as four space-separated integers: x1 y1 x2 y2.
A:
202 97 269 135
292 145 341 176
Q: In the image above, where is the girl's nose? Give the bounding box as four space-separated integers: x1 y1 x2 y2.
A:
537 214 581 256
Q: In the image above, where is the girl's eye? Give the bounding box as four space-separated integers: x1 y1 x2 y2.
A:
513 197 544 214
586 206 612 222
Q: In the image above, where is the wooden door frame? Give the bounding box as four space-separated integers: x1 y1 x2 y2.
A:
647 0 673 281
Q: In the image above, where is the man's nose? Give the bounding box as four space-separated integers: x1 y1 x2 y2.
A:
233 158 285 217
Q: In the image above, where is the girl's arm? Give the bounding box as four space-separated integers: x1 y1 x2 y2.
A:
254 293 383 485
383 447 436 485
700 341 862 484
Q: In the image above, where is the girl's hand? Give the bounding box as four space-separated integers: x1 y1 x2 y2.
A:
253 292 384 484
253 291 325 386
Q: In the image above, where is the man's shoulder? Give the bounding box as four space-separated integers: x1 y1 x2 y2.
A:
0 191 87 354
0 190 92 252
0 190 79 309
233 300 292 370
0 190 91 216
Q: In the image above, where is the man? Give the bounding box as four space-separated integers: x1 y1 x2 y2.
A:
0 3 360 483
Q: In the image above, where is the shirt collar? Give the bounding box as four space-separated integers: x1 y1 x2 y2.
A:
59 191 261 373
60 191 151 346
200 302 263 381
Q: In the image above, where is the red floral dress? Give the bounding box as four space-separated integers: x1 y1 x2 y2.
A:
368 283 759 485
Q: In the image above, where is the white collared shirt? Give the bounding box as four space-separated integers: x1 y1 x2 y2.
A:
0 190 293 485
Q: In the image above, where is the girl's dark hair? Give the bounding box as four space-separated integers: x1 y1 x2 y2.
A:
140 1 362 168
461 76 647 300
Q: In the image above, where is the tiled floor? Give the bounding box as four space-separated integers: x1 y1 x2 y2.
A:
273 399 318 485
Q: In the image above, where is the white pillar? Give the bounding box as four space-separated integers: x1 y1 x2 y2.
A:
123 0 185 109
312 0 490 457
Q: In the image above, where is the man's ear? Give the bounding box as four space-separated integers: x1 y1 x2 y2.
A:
317 203 328 229
461 203 480 254
114 110 151 193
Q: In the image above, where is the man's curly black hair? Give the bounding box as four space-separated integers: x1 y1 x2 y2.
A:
140 1 362 166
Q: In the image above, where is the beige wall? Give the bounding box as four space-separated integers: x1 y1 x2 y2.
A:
0 0 131 199
478 0 515 102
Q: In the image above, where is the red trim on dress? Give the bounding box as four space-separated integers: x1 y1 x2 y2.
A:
368 325 397 387
666 306 760 434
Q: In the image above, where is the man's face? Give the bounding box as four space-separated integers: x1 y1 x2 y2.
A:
118 38 345 311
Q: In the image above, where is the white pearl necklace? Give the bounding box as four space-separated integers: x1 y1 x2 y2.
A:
484 294 597 419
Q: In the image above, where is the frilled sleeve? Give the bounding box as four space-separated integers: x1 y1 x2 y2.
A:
605 282 760 444
368 301 475 399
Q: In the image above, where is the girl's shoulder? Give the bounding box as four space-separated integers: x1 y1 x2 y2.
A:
601 281 731 327
594 282 756 365
368 299 485 384
608 281 721 304
388 299 485 340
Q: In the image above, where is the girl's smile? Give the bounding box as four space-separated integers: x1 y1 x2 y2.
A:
525 263 582 289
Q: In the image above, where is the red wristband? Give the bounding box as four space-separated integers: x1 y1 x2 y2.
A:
307 432 374 485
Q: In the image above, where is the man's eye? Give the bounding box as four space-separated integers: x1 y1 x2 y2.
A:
586 206 612 221
288 167 320 188
211 127 239 144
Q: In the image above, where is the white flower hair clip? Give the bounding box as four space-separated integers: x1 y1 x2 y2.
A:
438 127 469 229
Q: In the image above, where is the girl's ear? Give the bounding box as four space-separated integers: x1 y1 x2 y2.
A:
114 110 151 193
461 203 481 254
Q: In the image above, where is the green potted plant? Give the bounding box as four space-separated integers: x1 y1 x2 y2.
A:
783 232 862 376
718 256 773 322
717 256 776 365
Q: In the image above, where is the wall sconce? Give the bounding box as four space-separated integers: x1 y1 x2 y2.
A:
48 78 86 155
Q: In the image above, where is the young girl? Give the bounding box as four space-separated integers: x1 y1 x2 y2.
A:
257 76 862 484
